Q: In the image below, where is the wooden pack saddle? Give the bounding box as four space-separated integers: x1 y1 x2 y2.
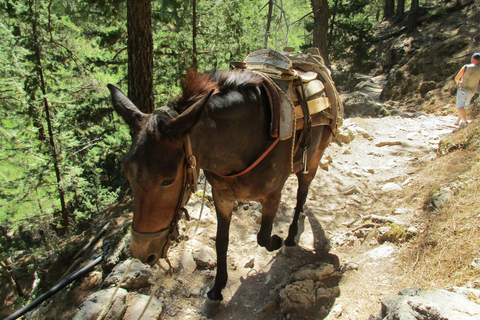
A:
232 48 343 140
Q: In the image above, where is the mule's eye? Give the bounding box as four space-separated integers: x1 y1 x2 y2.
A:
160 179 175 187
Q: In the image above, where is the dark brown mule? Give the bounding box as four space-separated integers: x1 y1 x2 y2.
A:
108 70 333 310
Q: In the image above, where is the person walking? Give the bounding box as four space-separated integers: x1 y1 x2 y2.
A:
454 52 480 127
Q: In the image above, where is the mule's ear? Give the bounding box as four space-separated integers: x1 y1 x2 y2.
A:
107 84 146 131
169 89 214 137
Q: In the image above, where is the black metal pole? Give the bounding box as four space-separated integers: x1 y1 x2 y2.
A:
4 255 103 320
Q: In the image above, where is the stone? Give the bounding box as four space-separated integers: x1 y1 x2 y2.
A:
343 185 361 195
271 263 341 318
103 259 153 290
184 200 213 221
381 183 402 192
329 303 343 318
178 252 196 272
375 140 403 147
370 287 480 320
123 293 163 320
363 167 375 174
342 92 389 118
74 288 128 320
424 187 452 211
193 246 217 269
244 258 255 268
363 244 396 260
470 258 480 269
418 81 436 97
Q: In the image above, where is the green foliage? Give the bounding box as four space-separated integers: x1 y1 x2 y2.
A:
327 0 377 70
0 0 128 254
0 0 397 256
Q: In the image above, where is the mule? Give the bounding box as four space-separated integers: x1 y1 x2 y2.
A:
108 70 333 310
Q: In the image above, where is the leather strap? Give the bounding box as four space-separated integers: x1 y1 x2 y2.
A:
215 137 280 178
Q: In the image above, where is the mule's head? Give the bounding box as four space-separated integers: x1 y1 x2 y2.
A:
107 84 212 265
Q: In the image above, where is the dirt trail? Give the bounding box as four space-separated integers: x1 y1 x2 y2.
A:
154 112 458 320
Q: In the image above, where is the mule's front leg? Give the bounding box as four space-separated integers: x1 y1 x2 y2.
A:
204 191 233 316
257 192 283 251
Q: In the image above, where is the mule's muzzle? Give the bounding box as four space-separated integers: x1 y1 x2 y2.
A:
130 227 172 266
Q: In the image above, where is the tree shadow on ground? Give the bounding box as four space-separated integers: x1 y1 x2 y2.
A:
210 208 341 320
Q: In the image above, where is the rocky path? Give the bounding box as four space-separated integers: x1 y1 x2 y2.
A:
162 113 459 320
71 112 464 320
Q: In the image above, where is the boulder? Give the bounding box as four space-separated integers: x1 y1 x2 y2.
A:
73 288 128 320
267 263 342 319
369 287 480 320
418 81 436 97
342 92 389 118
193 246 217 270
123 293 163 320
103 259 153 290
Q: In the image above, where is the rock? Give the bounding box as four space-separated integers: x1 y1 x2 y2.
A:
329 303 343 318
370 287 480 320
244 258 255 268
392 208 409 215
273 263 341 318
178 252 196 272
471 258 480 269
193 246 217 269
74 288 128 320
351 169 363 177
342 92 389 118
341 262 359 272
343 185 361 195
363 244 396 260
424 187 452 211
337 127 354 144
381 182 402 192
375 140 403 147
103 259 153 290
363 167 375 174
184 200 213 221
123 293 163 320
102 224 132 274
418 81 436 97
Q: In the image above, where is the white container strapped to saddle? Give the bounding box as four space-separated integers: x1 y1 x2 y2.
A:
232 48 343 141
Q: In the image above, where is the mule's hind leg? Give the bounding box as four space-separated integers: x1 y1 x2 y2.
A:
284 169 317 248
257 191 284 251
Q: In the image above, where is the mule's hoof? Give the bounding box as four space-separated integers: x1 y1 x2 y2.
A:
282 245 296 257
201 297 221 318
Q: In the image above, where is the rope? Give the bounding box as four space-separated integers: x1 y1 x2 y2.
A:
137 259 173 320
193 178 208 237
97 258 135 320
291 102 297 173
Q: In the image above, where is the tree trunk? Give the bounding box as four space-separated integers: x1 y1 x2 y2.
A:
192 0 198 68
127 0 154 113
384 0 395 20
29 0 69 233
328 0 340 47
396 0 405 20
406 0 419 33
264 0 273 49
310 0 330 66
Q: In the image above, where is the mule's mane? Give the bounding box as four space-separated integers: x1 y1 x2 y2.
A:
175 70 264 112
146 70 264 140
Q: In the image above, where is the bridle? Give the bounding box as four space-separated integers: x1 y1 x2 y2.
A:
130 105 198 259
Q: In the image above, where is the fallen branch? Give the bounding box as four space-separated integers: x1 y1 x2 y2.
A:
0 260 25 298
